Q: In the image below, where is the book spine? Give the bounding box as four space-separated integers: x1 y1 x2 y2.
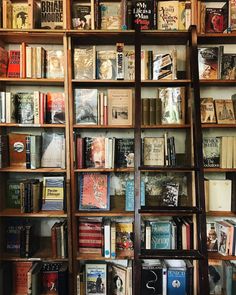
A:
1 91 6 123
26 136 31 169
33 91 40 124
145 222 151 249
110 222 116 259
56 224 62 258
103 94 108 125
39 92 45 124
148 50 153 80
100 92 104 125
104 221 110 258
116 43 124 80
76 136 84 169
149 99 156 126
26 47 32 78
142 98 150 125
20 226 26 257
36 47 42 78
51 224 57 258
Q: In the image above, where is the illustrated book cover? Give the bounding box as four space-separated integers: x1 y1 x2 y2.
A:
200 97 216 123
202 137 221 167
198 47 222 79
133 0 157 30
221 54 236 80
73 46 96 80
143 137 165 166
100 1 121 30
72 2 91 29
97 50 116 80
9 133 28 167
85 264 107 295
84 137 105 168
214 99 236 124
46 49 64 79
46 92 65 124
158 1 179 30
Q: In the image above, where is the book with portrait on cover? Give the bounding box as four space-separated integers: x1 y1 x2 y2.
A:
200 97 216 123
46 50 64 79
85 264 107 295
79 173 110 210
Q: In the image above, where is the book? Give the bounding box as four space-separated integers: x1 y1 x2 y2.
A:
97 50 116 80
161 182 179 206
14 92 34 124
0 134 9 168
0 47 8 77
205 2 228 33
202 137 221 167
124 50 135 80
151 221 172 249
214 99 236 124
84 137 105 168
198 47 222 79
42 176 64 210
116 222 134 253
115 138 134 168
159 87 185 124
200 97 217 123
72 2 91 29
41 0 64 29
12 261 33 294
100 1 121 30
12 2 28 29
166 260 187 295
108 89 133 126
79 173 110 210
85 264 107 295
7 50 20 78
208 260 223 294
74 46 96 80
7 180 21 208
158 1 179 30
46 50 64 79
46 92 65 124
143 137 165 166
141 261 164 295
221 54 236 79
153 50 176 80
207 222 218 251
125 179 145 211
74 88 98 125
109 263 127 295
133 0 156 30
41 132 65 168
8 133 27 167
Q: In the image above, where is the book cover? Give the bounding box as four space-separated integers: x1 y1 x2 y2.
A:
0 47 8 77
208 179 232 211
7 50 20 78
41 0 63 29
205 2 228 33
161 182 179 206
230 0 236 31
110 264 127 295
84 137 105 168
221 54 236 79
151 221 172 249
79 173 110 210
159 87 185 124
116 222 134 251
14 92 34 124
143 137 165 166
85 264 107 295
167 268 186 295
46 92 65 124
124 50 135 80
207 222 218 251
141 263 163 295
6 222 22 253
74 88 98 125
198 47 221 80
100 2 121 30
0 134 9 168
115 138 134 168
12 261 33 294
125 179 145 211
8 133 27 167
208 260 223 294
153 53 173 80
72 2 91 29
74 46 96 80
108 89 133 126
202 137 221 167
133 0 156 30
215 99 236 124
216 222 229 256
12 2 28 29
42 176 64 210
7 180 21 208
158 1 179 30
41 132 65 168
200 97 217 123
97 50 116 80
46 50 64 79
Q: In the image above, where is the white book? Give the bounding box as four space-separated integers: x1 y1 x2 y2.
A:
220 136 228 168
145 222 151 249
208 179 232 211
1 92 6 123
26 47 33 78
105 137 109 168
33 91 40 124
104 220 111 258
226 136 233 168
5 92 12 123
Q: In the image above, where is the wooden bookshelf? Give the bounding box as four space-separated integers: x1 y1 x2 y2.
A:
0 167 66 173
208 252 236 261
0 123 66 128
75 211 134 217
0 209 67 218
206 211 236 217
141 124 191 129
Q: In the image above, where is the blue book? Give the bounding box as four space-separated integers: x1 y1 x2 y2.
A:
125 180 145 211
151 221 172 249
167 268 186 295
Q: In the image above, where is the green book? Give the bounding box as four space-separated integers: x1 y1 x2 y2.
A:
7 180 21 208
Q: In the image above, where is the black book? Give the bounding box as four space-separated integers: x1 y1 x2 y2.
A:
126 1 133 29
14 92 34 124
115 138 134 168
133 0 156 30
20 225 34 258
25 136 31 169
141 263 163 294
173 217 183 250
148 50 153 79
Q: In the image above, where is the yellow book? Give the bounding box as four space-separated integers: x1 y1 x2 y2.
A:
12 2 29 29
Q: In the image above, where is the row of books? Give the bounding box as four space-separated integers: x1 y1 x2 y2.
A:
1 0 64 29
207 220 236 256
0 261 68 294
72 0 191 31
8 176 65 212
78 261 132 295
198 46 236 80
142 87 185 126
74 88 133 126
74 45 134 81
144 217 194 250
201 98 236 124
0 91 65 124
6 220 67 258
0 132 65 169
208 259 236 295
198 1 236 34
78 217 134 258
205 179 236 212
203 136 236 169
0 46 64 79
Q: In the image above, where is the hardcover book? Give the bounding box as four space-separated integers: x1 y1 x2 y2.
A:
205 2 228 33
0 47 8 77
74 88 98 125
124 50 135 80
12 261 33 294
85 264 107 295
200 97 216 123
133 0 156 30
100 1 121 30
153 51 176 80
158 1 179 30
116 222 134 252
143 137 165 166
74 46 96 80
46 92 65 124
42 176 64 210
14 92 34 124
7 50 20 78
7 180 21 208
46 50 64 79
214 99 236 124
166 262 187 295
207 222 218 251
151 221 172 249
6 222 22 253
109 264 127 295
161 182 179 206
9 133 28 167
12 2 28 29
208 260 223 294
79 173 110 210
115 138 134 168
125 179 145 211
141 263 163 295
108 89 133 126
0 134 9 168
97 50 116 80
221 54 236 79
202 137 221 167
41 0 64 29
84 137 105 168
72 2 91 29
198 47 222 80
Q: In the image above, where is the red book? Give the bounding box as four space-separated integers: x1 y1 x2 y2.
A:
76 136 84 168
40 92 46 124
0 47 8 77
12 261 33 294
78 219 102 252
7 50 20 78
51 222 58 258
46 92 65 124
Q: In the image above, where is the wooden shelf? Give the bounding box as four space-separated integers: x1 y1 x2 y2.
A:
198 33 236 44
139 166 196 172
77 252 134 261
204 168 236 172
141 124 191 129
206 211 236 217
0 78 64 85
0 123 65 128
200 80 236 86
140 30 189 45
139 206 200 214
140 249 204 260
141 79 191 86
75 210 134 217
0 167 66 173
72 79 134 86
73 124 134 129
0 208 67 218
74 168 134 173
208 252 236 260
202 124 236 128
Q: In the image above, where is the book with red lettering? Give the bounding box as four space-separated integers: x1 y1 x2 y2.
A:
7 50 20 78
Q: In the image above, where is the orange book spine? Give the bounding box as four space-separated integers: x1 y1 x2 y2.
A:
22 42 26 79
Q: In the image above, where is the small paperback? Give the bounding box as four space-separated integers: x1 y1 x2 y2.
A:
200 97 216 123
86 264 107 295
